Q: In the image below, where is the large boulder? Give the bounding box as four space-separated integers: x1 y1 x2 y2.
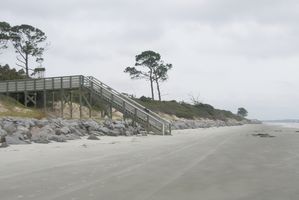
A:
98 127 109 134
82 120 101 132
89 130 105 136
2 121 17 134
31 127 49 144
66 134 81 140
48 134 67 142
106 129 121 136
5 131 28 145
31 132 49 143
0 128 7 137
87 134 100 140
69 127 86 136
56 126 71 135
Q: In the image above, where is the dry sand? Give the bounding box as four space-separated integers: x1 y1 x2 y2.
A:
1 124 299 200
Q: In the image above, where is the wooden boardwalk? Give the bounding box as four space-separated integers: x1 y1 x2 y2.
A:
0 75 171 135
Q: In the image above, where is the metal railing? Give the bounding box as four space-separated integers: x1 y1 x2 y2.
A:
83 76 171 135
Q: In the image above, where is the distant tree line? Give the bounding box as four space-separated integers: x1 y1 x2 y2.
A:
0 64 26 80
0 21 48 79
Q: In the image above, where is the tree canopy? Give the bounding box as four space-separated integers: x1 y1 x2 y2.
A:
10 24 47 77
124 50 172 101
0 21 11 50
237 107 248 117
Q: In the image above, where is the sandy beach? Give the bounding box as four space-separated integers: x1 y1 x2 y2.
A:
1 124 299 200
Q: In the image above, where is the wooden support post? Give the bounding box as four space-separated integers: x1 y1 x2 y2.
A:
24 80 27 107
79 90 82 119
52 92 55 111
70 91 73 119
109 104 113 119
43 90 47 113
146 115 150 134
34 93 37 108
43 78 46 113
122 101 126 121
60 89 64 118
133 108 137 127
6 81 8 96
24 92 28 107
89 92 92 118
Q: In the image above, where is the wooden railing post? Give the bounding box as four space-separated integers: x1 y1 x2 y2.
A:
70 76 72 88
52 77 54 90
6 81 8 96
43 78 46 113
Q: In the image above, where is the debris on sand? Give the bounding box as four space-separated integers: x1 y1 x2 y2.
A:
252 133 275 138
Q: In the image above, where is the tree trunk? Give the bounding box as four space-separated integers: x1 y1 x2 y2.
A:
155 79 161 101
149 70 155 100
150 76 155 100
25 53 29 78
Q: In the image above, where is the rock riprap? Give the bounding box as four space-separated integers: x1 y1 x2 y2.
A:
0 117 142 145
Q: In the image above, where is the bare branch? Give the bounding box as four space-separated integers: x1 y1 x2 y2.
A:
13 45 26 60
16 56 26 64
16 63 25 68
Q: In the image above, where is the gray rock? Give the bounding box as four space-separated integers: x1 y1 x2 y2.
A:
3 122 16 134
82 120 101 131
0 128 7 137
106 129 121 136
113 123 126 129
66 134 81 140
5 132 28 145
40 125 55 135
87 134 100 140
56 126 71 135
35 119 49 127
89 131 105 136
125 130 133 136
15 118 36 128
48 134 67 142
31 132 49 144
69 127 85 136
98 127 109 134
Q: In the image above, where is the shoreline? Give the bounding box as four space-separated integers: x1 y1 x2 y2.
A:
0 116 257 147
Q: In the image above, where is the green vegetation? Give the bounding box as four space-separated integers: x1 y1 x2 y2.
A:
0 95 45 119
0 64 26 80
136 96 244 121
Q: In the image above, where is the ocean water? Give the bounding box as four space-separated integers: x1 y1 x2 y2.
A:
264 122 299 129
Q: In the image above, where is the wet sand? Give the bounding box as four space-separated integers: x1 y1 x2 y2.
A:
1 124 299 200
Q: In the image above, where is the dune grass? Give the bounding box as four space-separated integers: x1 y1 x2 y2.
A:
136 97 243 121
0 95 46 119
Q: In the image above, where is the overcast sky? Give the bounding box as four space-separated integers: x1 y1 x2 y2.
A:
1 0 299 120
